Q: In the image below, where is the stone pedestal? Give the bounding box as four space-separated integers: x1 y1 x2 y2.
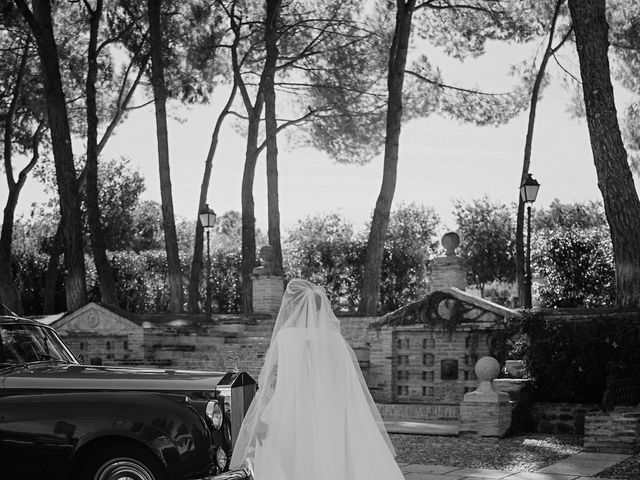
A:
251 275 284 314
431 256 467 291
460 356 512 437
430 232 467 291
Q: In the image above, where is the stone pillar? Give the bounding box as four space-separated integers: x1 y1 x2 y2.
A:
251 245 284 314
252 275 284 314
460 356 512 437
430 232 467 291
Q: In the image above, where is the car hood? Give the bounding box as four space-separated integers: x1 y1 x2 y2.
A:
1 363 226 394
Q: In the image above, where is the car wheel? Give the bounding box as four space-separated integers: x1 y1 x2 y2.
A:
75 444 167 480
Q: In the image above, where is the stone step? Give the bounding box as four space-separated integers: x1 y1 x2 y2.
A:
225 336 271 346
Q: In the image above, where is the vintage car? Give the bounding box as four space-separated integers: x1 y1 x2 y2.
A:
0 315 253 480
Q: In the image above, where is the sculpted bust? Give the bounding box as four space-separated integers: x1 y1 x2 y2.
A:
253 245 278 275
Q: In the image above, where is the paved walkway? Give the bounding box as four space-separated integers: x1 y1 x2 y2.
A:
385 419 460 436
398 452 630 480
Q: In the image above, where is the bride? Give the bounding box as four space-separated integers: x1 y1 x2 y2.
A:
230 279 405 480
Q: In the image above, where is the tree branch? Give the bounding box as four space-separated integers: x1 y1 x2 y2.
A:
406 69 511 96
552 53 580 84
16 121 45 187
256 107 318 155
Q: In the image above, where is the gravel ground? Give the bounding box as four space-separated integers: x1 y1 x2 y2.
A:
597 454 640 480
389 433 640 478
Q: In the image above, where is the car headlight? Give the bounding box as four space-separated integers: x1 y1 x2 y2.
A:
216 447 227 471
206 400 223 430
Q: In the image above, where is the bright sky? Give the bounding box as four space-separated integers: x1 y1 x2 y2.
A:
5 39 639 237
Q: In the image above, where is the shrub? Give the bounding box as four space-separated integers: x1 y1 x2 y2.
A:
509 311 640 403
534 227 615 308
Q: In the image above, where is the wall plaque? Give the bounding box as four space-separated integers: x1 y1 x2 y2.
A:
441 358 459 380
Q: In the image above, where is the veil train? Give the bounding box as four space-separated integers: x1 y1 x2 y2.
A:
231 279 404 480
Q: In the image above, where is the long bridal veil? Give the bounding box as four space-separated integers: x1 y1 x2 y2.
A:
231 279 404 480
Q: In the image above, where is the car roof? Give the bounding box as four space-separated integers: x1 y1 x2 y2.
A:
0 316 46 326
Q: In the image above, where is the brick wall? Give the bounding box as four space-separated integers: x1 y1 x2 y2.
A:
584 407 640 454
377 402 459 421
141 324 271 378
57 310 498 412
531 402 598 435
339 316 377 348
61 330 145 366
372 326 490 405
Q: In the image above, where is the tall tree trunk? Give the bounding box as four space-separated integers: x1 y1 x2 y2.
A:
85 0 118 306
568 0 640 307
2 40 30 259
229 8 263 314
16 0 87 312
516 0 566 307
148 0 183 313
187 83 237 313
358 0 414 315
0 252 22 315
1 126 42 316
264 0 283 275
44 224 63 313
0 40 36 316
43 49 150 309
241 112 262 313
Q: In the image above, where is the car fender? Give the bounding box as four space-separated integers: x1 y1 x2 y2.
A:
2 390 212 477
71 391 213 477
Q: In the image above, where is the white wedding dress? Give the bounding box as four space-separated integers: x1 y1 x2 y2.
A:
231 279 404 480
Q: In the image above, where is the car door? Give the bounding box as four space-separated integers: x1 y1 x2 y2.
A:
0 390 73 480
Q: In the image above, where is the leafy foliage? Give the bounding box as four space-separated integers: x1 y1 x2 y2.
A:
94 157 146 251
534 227 615 308
9 250 50 315
379 203 440 312
454 197 516 291
284 205 440 313
532 200 615 308
284 212 363 311
11 246 242 315
609 0 640 174
509 311 640 403
533 199 608 231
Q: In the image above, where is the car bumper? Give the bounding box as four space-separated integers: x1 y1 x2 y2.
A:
200 467 252 480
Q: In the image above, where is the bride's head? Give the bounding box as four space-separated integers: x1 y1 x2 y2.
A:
273 279 338 332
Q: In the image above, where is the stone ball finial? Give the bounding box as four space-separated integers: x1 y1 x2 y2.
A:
475 356 500 383
441 232 460 256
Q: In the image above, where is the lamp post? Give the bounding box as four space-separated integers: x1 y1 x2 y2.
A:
520 174 540 309
199 204 217 320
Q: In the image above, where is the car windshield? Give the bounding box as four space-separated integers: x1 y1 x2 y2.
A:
0 323 77 367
